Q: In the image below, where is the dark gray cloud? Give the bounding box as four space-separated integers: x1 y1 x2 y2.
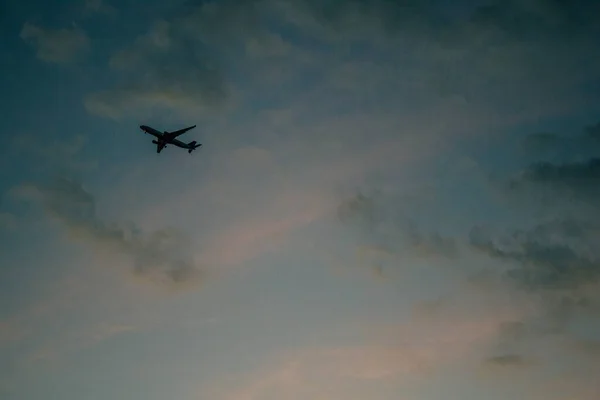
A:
511 158 600 200
585 122 600 140
469 219 600 292
12 177 202 289
507 121 600 208
336 190 380 231
467 118 600 352
519 132 563 153
520 121 600 154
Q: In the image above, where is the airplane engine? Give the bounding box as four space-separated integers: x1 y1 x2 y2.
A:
152 140 158 144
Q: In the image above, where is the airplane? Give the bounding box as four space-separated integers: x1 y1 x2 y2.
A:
139 124 202 154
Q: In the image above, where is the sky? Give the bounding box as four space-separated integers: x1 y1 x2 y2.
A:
1 0 600 399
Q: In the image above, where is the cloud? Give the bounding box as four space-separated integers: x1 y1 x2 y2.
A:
457 116 600 372
20 22 89 64
0 320 24 345
85 0 600 124
509 158 600 204
11 177 203 289
0 212 17 231
519 120 600 154
585 121 600 140
483 354 535 369
87 323 135 344
519 132 564 154
469 219 600 292
290 0 600 112
16 317 139 367
10 133 96 174
219 303 522 400
201 202 326 267
83 0 117 17
24 322 137 364
84 14 231 119
471 118 600 296
506 120 600 209
336 189 459 261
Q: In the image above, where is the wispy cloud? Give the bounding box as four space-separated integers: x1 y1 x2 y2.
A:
470 120 600 301
20 22 89 64
336 189 459 262
83 0 117 17
11 177 203 289
84 17 229 120
506 120 600 207
10 133 96 174
21 321 137 366
469 219 600 291
509 158 600 205
482 354 536 369
202 199 328 268
452 117 600 381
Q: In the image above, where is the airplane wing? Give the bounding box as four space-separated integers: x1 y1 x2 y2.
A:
167 125 196 139
156 141 166 153
140 125 163 138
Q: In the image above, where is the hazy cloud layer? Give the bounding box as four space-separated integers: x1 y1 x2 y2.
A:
12 177 202 289
5 0 600 399
84 0 600 122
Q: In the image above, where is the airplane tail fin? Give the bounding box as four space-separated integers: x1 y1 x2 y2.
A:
188 141 202 154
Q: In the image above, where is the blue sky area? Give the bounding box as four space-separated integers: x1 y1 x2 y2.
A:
1 1 600 399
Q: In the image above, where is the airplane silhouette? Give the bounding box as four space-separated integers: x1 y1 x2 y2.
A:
139 124 202 154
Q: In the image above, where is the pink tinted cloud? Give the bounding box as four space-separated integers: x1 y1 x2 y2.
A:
220 303 524 400
201 189 333 267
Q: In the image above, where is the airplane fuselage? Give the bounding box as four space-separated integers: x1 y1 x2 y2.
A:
139 124 201 153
